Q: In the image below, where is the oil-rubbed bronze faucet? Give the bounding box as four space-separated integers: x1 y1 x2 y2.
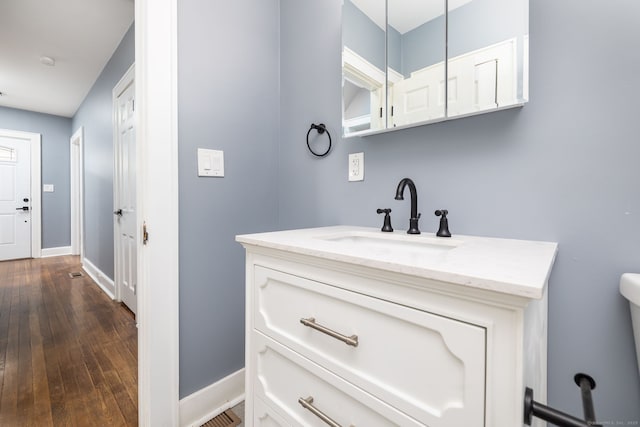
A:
395 178 421 234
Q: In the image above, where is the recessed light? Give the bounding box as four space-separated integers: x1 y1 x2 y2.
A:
40 56 56 66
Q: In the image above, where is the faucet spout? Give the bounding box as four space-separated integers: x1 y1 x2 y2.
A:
395 178 421 234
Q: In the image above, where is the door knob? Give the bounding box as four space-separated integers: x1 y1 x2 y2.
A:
16 206 29 211
114 209 123 216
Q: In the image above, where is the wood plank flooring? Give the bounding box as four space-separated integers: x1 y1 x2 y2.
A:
0 256 137 426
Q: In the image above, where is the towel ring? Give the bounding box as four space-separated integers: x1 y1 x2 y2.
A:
307 123 332 157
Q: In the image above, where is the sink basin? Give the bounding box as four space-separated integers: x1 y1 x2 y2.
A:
316 230 460 259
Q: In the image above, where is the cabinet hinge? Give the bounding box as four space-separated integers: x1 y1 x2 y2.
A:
142 222 149 245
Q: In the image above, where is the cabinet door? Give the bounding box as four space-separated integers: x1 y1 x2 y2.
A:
253 332 424 427
253 266 486 427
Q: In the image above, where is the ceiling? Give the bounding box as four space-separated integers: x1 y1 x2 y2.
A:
0 0 134 118
351 0 473 34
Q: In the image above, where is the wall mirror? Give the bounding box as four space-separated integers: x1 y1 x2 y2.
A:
342 0 529 138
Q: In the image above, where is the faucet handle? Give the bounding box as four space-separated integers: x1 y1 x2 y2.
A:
435 210 451 237
376 208 393 232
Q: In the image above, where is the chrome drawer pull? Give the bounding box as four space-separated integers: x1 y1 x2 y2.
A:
299 317 359 347
298 396 352 427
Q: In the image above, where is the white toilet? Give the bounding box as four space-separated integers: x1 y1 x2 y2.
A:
620 273 640 375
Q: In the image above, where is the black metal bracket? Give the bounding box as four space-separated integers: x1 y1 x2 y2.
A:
524 373 600 427
310 123 326 134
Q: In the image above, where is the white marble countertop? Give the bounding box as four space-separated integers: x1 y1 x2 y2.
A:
236 226 558 299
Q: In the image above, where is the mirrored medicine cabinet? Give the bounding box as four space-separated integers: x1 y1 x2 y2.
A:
342 0 529 137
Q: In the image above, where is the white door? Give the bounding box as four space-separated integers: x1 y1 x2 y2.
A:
446 38 517 117
114 69 137 315
0 137 31 261
390 62 446 127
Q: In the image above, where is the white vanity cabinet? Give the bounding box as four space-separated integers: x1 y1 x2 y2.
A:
238 226 557 427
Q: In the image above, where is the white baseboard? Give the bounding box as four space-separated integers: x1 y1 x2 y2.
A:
41 246 72 257
82 257 115 299
179 368 245 427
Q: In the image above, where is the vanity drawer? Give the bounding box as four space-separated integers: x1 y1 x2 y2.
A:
252 331 424 427
253 266 486 427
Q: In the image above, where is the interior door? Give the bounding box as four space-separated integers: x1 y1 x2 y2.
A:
114 76 137 315
0 137 31 261
390 62 446 127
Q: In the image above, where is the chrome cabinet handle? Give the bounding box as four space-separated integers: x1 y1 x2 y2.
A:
298 396 352 427
299 317 358 347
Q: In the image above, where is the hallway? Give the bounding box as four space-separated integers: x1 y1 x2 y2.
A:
0 256 137 426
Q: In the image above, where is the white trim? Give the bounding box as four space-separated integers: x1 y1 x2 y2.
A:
81 257 116 299
114 64 136 99
31 134 41 258
342 46 385 90
0 128 41 258
179 369 245 427
70 127 84 257
41 246 72 257
136 0 180 425
112 63 135 304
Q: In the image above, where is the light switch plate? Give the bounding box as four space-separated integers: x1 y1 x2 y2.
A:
43 184 55 192
197 148 224 177
348 152 364 182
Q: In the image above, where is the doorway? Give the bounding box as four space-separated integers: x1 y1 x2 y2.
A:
0 128 41 261
113 65 137 315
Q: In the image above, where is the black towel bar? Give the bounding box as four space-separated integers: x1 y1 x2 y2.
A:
524 373 600 427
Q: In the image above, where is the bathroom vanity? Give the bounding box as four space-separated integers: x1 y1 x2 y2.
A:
236 226 557 426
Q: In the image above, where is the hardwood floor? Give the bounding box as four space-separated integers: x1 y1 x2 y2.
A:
0 256 137 426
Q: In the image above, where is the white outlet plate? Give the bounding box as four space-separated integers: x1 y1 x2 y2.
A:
348 152 364 182
43 184 55 192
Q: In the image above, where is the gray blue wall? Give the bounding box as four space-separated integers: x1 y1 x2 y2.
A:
72 24 135 279
279 0 640 422
447 0 524 59
0 106 72 249
342 0 403 74
176 0 640 421
342 0 386 71
396 0 522 77
400 13 445 76
177 0 280 397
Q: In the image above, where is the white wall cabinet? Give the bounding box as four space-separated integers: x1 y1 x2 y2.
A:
238 226 555 427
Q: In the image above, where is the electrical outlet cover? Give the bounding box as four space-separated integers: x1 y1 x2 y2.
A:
348 152 364 182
